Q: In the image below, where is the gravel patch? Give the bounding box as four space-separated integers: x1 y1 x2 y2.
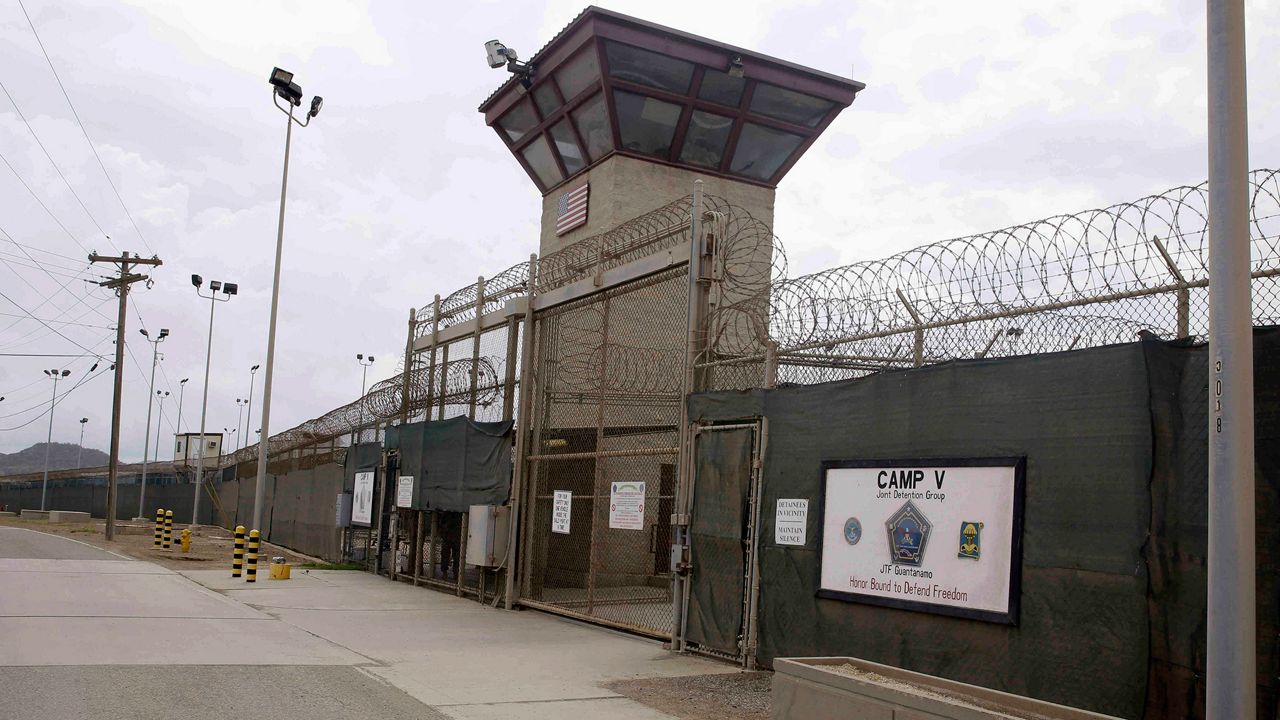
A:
604 671 772 720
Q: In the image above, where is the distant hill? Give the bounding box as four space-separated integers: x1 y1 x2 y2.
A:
0 442 110 476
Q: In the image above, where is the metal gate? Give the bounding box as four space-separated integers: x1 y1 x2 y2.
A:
519 266 688 638
680 422 763 664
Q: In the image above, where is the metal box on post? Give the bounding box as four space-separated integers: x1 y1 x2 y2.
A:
465 504 510 567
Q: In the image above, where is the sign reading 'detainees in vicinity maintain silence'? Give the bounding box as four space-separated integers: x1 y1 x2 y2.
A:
352 470 375 527
396 476 415 509
552 491 572 534
775 499 809 545
609 482 645 530
819 458 1025 624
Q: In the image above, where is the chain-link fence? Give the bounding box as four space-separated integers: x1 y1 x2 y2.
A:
701 168 1280 388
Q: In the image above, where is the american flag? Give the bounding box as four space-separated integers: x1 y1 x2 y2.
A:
555 182 590 236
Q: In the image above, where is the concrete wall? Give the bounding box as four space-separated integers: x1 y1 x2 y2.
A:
538 154 776 256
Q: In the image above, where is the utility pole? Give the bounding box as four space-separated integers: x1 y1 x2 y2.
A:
1206 1 1254 717
91 251 162 541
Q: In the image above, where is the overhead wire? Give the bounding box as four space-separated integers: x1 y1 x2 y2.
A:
0 359 115 431
16 0 152 256
0 78 115 248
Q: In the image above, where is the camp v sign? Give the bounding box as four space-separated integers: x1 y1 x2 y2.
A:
818 458 1025 624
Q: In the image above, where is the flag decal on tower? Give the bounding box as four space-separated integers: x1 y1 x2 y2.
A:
555 182 589 236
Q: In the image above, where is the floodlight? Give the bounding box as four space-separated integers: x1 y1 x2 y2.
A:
270 67 294 88
140 328 149 337
309 96 323 118
370 356 375 362
181 378 189 384
159 328 170 338
191 274 203 288
80 417 87 423
61 370 70 377
210 280 222 292
223 282 238 296
43 369 50 376
357 353 363 360
251 365 259 371
728 55 745 78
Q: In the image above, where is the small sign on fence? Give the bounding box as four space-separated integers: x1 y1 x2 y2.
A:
775 498 809 546
552 490 572 534
352 470 375 527
396 476 415 509
608 481 645 530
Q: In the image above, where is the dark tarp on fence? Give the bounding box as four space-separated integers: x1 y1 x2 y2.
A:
687 329 1280 720
685 426 754 656
396 417 513 512
344 442 384 492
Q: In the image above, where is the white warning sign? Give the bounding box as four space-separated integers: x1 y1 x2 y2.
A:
552 490 572 534
775 498 809 546
608 481 645 530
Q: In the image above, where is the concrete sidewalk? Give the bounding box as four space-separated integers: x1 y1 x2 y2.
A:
183 566 733 719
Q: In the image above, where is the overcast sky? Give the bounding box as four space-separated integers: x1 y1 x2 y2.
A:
1 0 1277 461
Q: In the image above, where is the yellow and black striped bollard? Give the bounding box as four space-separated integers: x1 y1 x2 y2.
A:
162 510 173 550
153 508 164 548
246 529 260 583
232 525 245 578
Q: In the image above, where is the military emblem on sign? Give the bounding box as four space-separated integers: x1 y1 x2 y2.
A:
885 501 931 566
843 517 862 545
958 521 983 560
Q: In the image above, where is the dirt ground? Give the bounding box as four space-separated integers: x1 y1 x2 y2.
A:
604 671 773 720
0 516 315 571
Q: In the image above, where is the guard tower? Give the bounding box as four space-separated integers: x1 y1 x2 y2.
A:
479 6 865 255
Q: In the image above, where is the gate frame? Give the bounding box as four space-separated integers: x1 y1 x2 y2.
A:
679 418 767 668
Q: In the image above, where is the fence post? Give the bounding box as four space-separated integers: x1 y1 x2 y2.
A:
437 344 450 420
413 509 424 585
586 296 612 615
503 254 537 610
895 289 925 367
469 277 486 419
673 180 707 651
1150 235 1191 337
763 340 779 388
425 296 441 411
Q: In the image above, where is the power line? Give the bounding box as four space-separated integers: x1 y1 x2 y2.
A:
0 352 93 357
0 310 112 329
0 78 114 248
0 286 102 355
0 236 84 264
0 149 90 254
17 0 152 256
0 297 112 351
0 360 113 431
0 253 88 280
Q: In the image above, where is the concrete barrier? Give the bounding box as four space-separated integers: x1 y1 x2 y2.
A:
772 657 1121 720
19 510 49 521
48 510 92 523
0 511 16 517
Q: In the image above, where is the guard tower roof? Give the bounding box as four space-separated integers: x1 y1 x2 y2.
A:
480 6 866 194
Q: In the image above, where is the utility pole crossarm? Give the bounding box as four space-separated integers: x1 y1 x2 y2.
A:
89 253 162 266
99 273 148 289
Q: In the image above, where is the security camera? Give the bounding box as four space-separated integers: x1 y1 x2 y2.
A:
485 40 516 69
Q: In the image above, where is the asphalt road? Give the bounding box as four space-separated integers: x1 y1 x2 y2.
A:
0 526 447 720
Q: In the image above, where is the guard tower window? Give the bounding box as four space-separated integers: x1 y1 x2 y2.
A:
533 84 561 118
605 41 694 93
730 122 805 181
520 135 565 187
614 90 682 157
555 49 601 101
497 99 539 142
571 93 613 162
679 110 734 169
549 119 587 174
749 83 835 127
697 69 745 108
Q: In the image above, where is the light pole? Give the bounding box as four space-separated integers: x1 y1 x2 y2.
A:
253 67 323 533
191 275 237 526
235 398 249 453
176 378 189 434
224 428 237 458
246 364 259 447
153 391 169 462
76 417 88 469
137 327 169 519
40 368 70 510
356 353 374 440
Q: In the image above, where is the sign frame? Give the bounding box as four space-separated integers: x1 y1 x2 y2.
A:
352 469 376 527
816 457 1026 625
